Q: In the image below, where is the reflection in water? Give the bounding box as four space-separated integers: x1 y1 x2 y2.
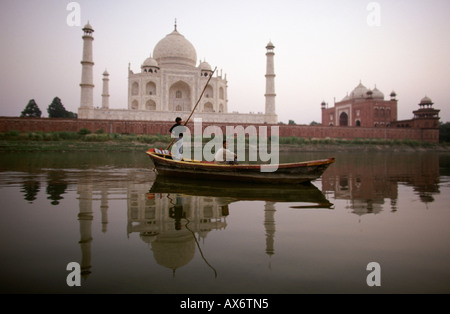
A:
78 178 94 279
264 202 276 268
321 153 441 215
141 177 332 275
128 189 228 277
47 170 68 205
21 177 40 203
1 151 445 287
148 177 334 208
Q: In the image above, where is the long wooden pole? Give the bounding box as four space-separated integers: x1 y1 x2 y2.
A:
166 67 217 150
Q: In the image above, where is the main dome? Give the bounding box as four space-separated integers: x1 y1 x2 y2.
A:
153 28 197 68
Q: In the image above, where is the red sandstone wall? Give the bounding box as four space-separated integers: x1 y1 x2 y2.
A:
0 117 439 143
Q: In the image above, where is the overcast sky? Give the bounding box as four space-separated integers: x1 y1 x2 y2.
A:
1 0 449 124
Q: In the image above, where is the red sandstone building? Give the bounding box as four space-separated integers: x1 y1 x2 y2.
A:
321 82 440 130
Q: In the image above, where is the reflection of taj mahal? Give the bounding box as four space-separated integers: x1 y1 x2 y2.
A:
127 191 229 275
78 21 278 124
75 175 276 277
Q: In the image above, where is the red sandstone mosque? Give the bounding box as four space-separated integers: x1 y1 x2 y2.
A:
321 81 440 130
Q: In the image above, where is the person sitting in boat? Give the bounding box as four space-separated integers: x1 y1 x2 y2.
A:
214 140 238 165
169 117 186 160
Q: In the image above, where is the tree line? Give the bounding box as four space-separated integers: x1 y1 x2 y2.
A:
20 97 77 118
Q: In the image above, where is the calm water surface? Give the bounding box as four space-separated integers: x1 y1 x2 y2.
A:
0 150 449 294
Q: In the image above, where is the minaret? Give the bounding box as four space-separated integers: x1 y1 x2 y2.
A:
101 70 110 109
264 202 276 268
100 189 109 233
265 41 277 123
78 182 93 279
80 22 95 109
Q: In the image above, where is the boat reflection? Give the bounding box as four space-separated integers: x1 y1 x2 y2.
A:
148 176 334 209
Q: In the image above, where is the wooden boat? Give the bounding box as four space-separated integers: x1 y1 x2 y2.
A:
146 148 335 184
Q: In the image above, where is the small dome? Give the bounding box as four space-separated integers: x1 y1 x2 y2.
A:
341 93 350 101
153 28 197 68
390 91 397 97
420 96 433 105
82 22 94 33
350 82 369 99
142 56 159 68
266 41 275 49
371 87 384 99
199 60 212 71
103 69 109 76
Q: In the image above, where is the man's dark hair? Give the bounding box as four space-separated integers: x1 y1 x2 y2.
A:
175 117 182 123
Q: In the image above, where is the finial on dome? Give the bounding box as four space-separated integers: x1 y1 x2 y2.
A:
174 18 177 31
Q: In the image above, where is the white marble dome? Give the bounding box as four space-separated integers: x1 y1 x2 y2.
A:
199 60 212 71
142 56 159 68
153 28 197 68
350 82 369 99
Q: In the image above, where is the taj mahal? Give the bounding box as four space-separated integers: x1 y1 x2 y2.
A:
78 22 278 124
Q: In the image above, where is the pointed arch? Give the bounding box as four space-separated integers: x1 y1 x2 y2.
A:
204 85 213 99
169 81 191 111
146 81 156 95
145 100 156 111
203 102 214 112
131 82 139 96
339 112 348 126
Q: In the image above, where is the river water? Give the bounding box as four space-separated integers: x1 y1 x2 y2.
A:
0 150 449 294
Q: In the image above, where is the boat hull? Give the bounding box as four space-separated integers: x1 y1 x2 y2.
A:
146 149 335 184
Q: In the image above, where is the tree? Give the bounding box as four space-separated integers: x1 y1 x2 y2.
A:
439 122 450 143
288 120 296 125
47 97 77 118
21 99 42 118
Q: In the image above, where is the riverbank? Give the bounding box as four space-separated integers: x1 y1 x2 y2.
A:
1 139 450 153
1 130 449 152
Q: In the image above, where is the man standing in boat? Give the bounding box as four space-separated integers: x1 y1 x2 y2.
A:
169 117 186 160
215 140 238 165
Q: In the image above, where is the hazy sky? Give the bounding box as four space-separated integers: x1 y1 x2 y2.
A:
1 0 449 124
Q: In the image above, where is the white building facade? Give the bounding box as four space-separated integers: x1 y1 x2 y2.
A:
78 23 278 124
